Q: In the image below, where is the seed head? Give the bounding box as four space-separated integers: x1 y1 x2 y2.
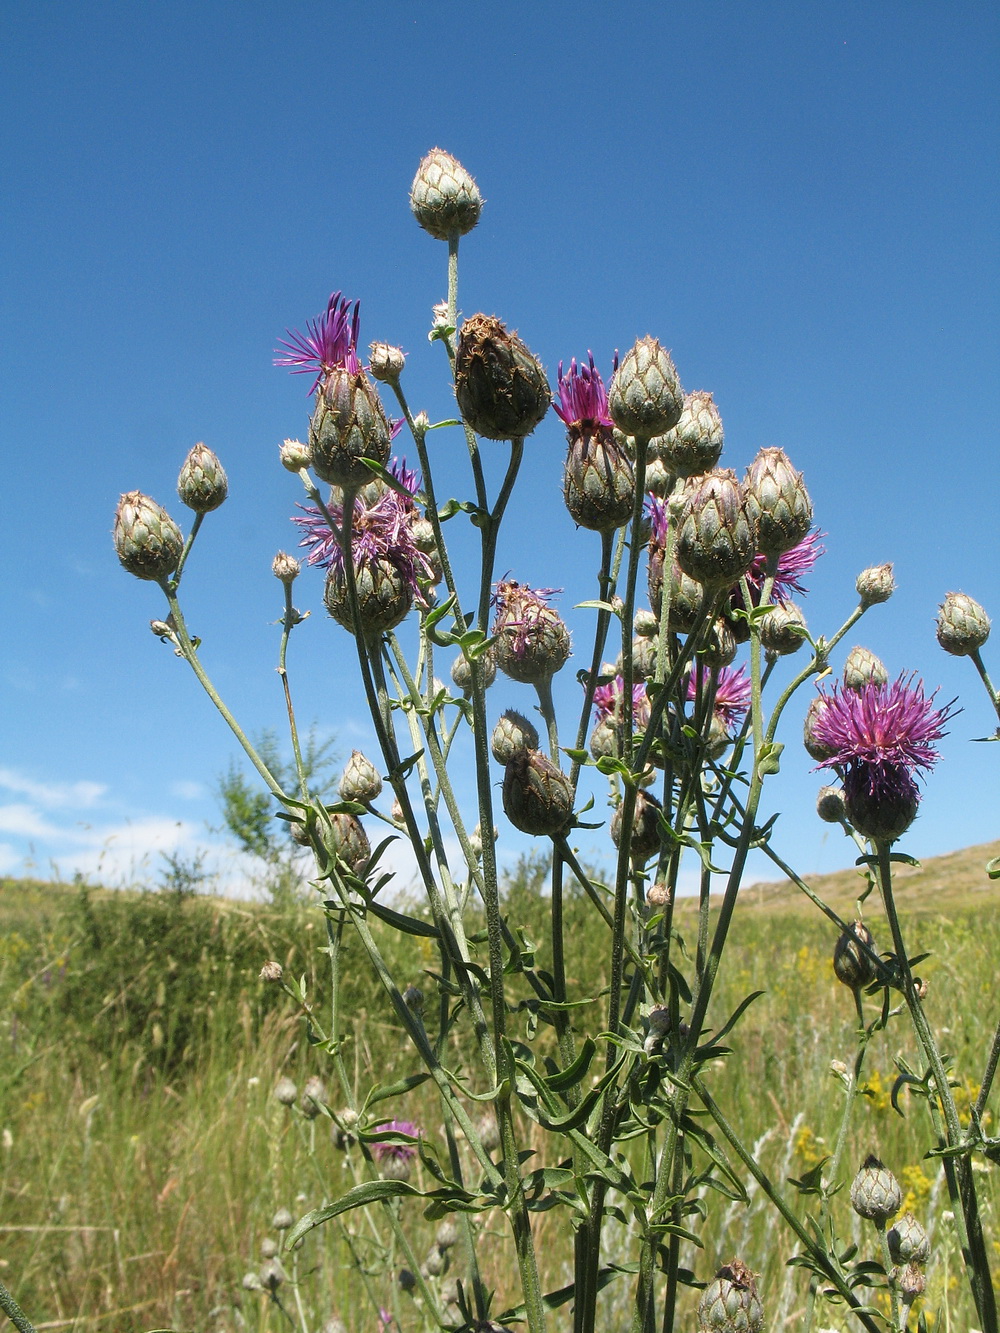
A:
454 314 550 440
649 390 724 478
502 750 574 836
114 492 184 582
936 591 991 656
272 551 301 584
856 562 895 607
608 337 684 438
410 149 483 240
898 1262 927 1301
850 1154 902 1225
259 960 283 982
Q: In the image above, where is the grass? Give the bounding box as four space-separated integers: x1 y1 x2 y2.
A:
0 842 997 1332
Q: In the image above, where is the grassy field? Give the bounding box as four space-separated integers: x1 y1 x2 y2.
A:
0 842 997 1332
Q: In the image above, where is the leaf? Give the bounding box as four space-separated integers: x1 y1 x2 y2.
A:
363 1073 432 1107
574 599 621 616
756 741 784 777
286 1179 419 1245
987 855 1000 879
788 1158 830 1195
545 1038 598 1093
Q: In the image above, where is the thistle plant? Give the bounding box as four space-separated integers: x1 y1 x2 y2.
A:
22 148 990 1333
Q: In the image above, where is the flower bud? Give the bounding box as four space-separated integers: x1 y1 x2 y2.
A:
563 430 635 531
410 148 483 240
114 492 184 582
259 960 284 982
759 601 808 656
260 1237 279 1259
150 618 174 639
631 633 659 680
177 442 228 513
491 709 540 763
502 750 573 836
611 790 663 864
743 447 812 557
435 1219 459 1250
589 717 622 761
648 549 705 631
648 390 723 478
476 1112 501 1154
887 1211 930 1265
403 983 424 1015
697 1259 764 1333
454 315 550 440
856 562 895 608
816 785 846 824
272 1207 294 1231
259 1257 285 1291
701 619 739 669
398 1268 417 1293
850 1155 902 1226
273 1077 298 1106
368 342 406 385
898 1262 926 1301
301 1075 326 1119
421 1244 447 1278
608 337 684 439
280 438 313 472
803 697 834 761
842 645 888 691
309 367 392 488
451 645 497 693
676 469 755 589
646 880 671 908
634 609 658 637
323 812 371 877
833 920 878 989
272 551 301 584
936 591 991 656
644 454 673 498
339 751 383 804
493 581 571 683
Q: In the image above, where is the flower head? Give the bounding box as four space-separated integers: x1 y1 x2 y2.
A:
370 1119 420 1165
744 529 825 607
688 664 751 730
592 676 650 730
554 352 616 434
294 486 432 600
275 291 361 393
493 580 571 682
810 674 958 841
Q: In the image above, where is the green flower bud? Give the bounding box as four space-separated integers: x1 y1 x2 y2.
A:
339 751 383 804
888 1211 931 1266
454 314 550 441
803 696 834 761
114 491 184 582
502 750 573 836
744 447 812 557
368 341 406 385
700 619 739 669
759 601 808 656
676 469 755 589
611 790 663 864
608 336 684 439
491 709 540 763
177 442 228 513
649 390 724 478
644 454 674 498
843 645 889 691
856 562 895 607
309 368 392 488
410 148 483 240
833 920 878 989
563 429 635 531
451 644 497 692
697 1259 764 1333
850 1154 902 1226
816 785 846 824
936 591 991 656
324 555 414 639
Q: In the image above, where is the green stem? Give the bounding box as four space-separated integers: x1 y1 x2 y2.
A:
969 646 1000 724
0 1281 36 1333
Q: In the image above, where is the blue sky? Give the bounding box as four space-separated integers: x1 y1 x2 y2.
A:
2 1 997 893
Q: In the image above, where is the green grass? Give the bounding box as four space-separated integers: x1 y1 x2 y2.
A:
0 845 996 1332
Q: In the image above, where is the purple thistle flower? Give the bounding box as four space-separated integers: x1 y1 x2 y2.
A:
811 675 956 779
593 676 650 729
554 352 617 432
370 1119 420 1165
647 493 670 547
688 664 751 729
275 291 362 393
293 485 433 602
745 529 825 606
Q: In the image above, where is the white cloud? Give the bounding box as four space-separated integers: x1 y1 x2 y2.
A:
170 780 208 800
0 768 106 809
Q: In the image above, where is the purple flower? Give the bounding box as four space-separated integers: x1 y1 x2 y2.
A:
811 675 956 781
293 483 433 603
554 352 617 432
744 530 825 607
370 1119 420 1165
647 493 670 548
593 676 650 729
688 664 751 729
275 291 362 393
